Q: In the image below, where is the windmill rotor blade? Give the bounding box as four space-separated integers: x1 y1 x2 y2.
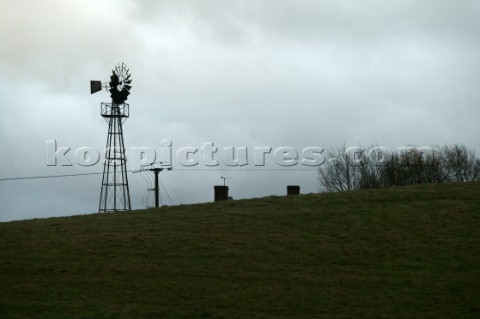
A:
119 91 129 101
97 63 133 103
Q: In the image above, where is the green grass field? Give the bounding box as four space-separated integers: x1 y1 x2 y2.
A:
1 182 479 318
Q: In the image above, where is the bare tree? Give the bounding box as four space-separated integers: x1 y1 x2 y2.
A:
442 144 480 182
318 145 362 192
357 147 386 189
319 143 478 193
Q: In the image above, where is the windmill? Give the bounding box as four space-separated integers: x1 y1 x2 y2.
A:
91 63 132 212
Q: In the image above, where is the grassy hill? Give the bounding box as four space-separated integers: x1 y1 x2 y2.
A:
1 182 479 318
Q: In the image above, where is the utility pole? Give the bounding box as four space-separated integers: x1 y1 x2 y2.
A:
147 167 172 208
220 176 231 187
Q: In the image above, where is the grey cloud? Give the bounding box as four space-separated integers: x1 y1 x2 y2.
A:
128 0 480 45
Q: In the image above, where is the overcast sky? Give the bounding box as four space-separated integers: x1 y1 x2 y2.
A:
1 0 479 221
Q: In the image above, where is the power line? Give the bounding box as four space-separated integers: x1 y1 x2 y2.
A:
159 178 173 205
0 167 318 182
0 172 105 182
171 168 318 171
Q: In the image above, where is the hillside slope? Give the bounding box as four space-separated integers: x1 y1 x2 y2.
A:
1 182 479 318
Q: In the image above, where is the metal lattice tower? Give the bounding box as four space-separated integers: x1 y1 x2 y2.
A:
99 102 131 212
91 63 132 212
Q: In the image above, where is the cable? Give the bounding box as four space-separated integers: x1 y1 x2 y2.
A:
169 168 318 171
139 170 153 190
142 189 149 208
159 177 173 205
145 190 153 208
0 167 318 182
0 172 104 181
